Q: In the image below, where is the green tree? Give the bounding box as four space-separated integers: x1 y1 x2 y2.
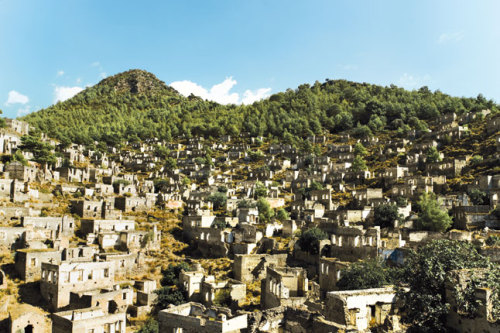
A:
207 191 227 210
194 157 205 165
155 286 186 308
164 157 177 172
154 145 170 159
468 188 489 205
337 259 392 291
373 204 400 228
160 262 192 286
469 155 483 166
182 176 191 186
257 197 274 222
11 150 28 166
19 134 57 167
426 146 442 163
297 227 327 254
416 193 452 232
254 181 268 198
0 109 5 128
309 181 323 191
237 199 256 208
276 208 290 221
352 124 373 138
353 142 368 157
398 240 492 332
350 155 367 172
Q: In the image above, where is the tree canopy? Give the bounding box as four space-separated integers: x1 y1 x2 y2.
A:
22 70 499 146
373 203 400 228
416 193 452 232
337 259 393 291
297 227 327 254
398 240 495 332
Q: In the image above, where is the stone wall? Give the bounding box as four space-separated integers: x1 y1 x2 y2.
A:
233 254 287 283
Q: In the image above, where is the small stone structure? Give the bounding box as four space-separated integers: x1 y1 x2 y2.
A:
233 253 287 283
158 302 248 333
324 287 400 331
261 266 308 310
51 307 126 333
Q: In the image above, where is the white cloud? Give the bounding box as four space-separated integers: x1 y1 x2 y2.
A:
242 88 272 104
57 70 65 76
5 90 29 105
398 73 431 90
17 105 32 117
170 77 271 105
53 86 83 103
99 72 107 79
438 32 464 44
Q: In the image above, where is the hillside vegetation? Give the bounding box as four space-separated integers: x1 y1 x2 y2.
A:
23 69 498 145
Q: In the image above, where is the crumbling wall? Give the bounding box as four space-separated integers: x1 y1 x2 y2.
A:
233 254 287 283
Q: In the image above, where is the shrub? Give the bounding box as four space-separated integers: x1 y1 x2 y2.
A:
136 319 158 333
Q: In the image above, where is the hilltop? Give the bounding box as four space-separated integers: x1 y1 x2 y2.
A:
22 69 499 146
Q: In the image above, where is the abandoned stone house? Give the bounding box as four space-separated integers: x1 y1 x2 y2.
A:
352 188 384 206
452 205 499 230
324 287 400 331
118 225 161 251
180 264 206 299
0 132 21 155
132 279 158 316
6 303 49 333
309 189 334 210
328 226 381 262
15 248 61 282
237 207 259 224
318 257 349 297
40 260 115 310
4 161 37 182
72 200 104 218
114 195 155 212
233 253 288 283
5 119 31 135
51 307 126 333
22 216 75 236
68 286 134 314
200 279 246 307
62 245 98 261
97 252 144 275
445 268 500 332
56 167 90 183
96 232 121 249
261 266 308 310
0 226 26 248
80 218 135 236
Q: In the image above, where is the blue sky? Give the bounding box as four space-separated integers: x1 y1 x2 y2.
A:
1 0 499 118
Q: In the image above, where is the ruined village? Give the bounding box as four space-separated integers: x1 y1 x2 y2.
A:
0 109 499 333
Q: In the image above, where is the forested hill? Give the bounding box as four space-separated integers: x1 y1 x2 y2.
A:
22 69 498 146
